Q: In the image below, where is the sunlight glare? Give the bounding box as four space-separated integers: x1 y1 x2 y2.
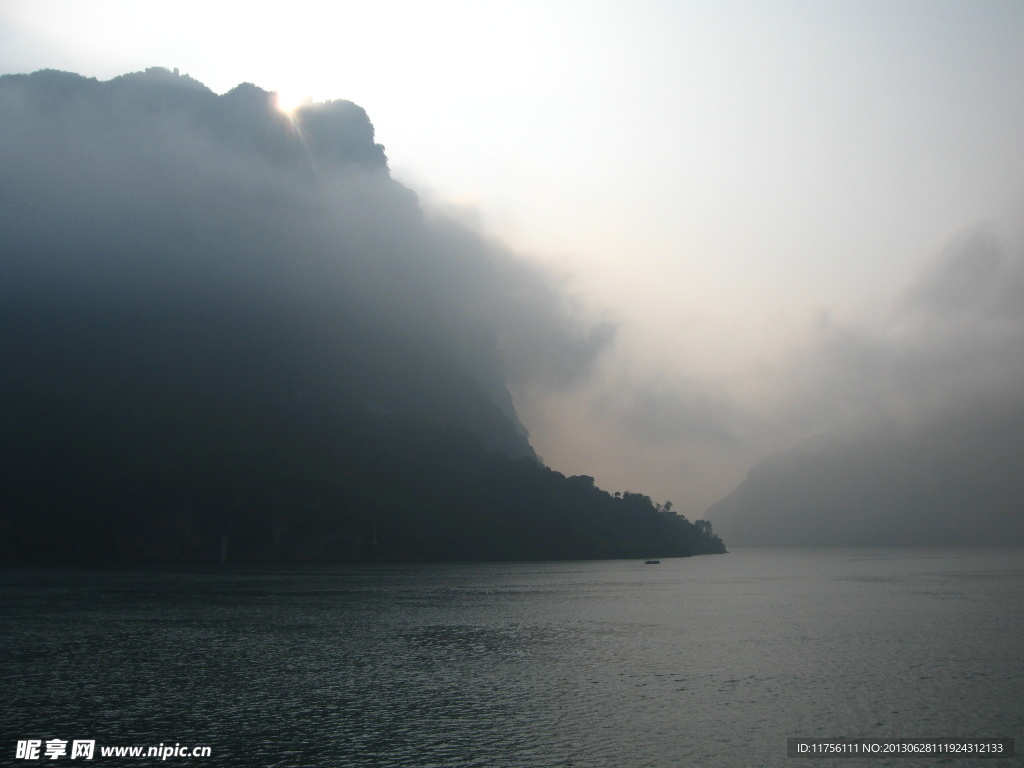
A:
274 91 308 117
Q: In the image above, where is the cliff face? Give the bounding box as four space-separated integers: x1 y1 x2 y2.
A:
0 68 533 460
0 69 725 562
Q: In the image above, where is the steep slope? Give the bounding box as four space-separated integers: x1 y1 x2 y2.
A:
706 401 1024 546
0 68 724 561
0 67 533 458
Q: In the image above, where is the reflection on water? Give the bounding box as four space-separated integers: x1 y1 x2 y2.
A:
2 549 1022 767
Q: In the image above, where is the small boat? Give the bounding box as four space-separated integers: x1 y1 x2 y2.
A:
644 559 660 565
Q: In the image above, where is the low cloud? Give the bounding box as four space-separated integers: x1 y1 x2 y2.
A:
0 68 613 455
593 373 749 448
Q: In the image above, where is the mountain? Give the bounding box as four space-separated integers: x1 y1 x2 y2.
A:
0 67 531 458
706 400 1024 546
0 68 725 562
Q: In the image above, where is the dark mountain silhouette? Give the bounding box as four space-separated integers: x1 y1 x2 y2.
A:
0 68 724 562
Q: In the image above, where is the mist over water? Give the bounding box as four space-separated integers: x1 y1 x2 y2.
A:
3 549 1021 767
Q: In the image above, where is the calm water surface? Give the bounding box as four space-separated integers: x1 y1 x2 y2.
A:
2 549 1022 767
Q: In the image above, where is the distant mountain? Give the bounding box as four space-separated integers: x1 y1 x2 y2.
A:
706 400 1024 546
0 68 724 562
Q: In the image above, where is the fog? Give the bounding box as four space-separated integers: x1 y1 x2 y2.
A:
0 68 612 459
707 223 1024 544
3 66 1023 545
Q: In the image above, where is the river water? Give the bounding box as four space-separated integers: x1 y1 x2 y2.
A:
2 549 1022 767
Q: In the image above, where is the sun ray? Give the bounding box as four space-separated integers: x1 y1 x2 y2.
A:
271 91 320 178
273 91 308 117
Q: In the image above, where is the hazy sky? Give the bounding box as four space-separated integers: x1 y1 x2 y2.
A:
4 0 1024 517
